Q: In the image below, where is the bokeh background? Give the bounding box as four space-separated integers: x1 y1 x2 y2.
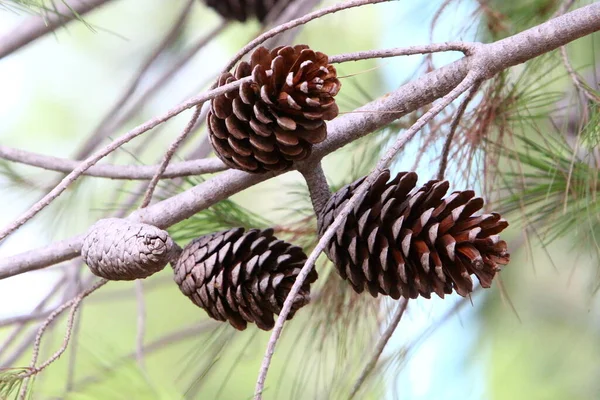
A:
1 0 599 399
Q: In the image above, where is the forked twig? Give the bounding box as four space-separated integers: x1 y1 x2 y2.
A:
17 279 109 398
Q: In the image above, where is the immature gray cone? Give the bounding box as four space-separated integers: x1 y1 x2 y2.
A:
318 170 510 299
204 0 295 22
173 227 317 331
82 218 178 281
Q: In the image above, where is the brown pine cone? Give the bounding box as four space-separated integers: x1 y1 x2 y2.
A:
317 170 510 299
173 227 318 330
208 45 341 173
204 0 294 22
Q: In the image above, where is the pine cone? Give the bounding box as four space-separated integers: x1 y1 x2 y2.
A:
318 170 510 299
204 0 293 22
173 227 317 330
208 45 341 173
82 218 178 281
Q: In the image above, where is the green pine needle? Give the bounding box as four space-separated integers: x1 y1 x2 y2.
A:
0 1 91 28
0 368 32 400
495 109 600 252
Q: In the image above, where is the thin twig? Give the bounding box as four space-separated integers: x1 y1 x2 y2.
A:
348 298 409 399
0 145 227 179
134 280 146 371
74 0 196 159
560 45 600 103
328 42 477 64
64 306 82 394
0 76 252 242
140 106 203 207
437 80 482 180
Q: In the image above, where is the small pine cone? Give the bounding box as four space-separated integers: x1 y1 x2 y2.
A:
173 227 317 330
208 45 341 173
82 218 178 281
204 0 293 22
318 170 510 299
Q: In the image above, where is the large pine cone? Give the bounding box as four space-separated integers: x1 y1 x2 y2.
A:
208 45 341 173
173 227 318 330
318 170 510 299
82 218 178 281
204 0 294 22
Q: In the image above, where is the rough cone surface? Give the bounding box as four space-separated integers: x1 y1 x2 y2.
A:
82 218 177 280
208 45 341 173
318 170 510 299
173 227 317 330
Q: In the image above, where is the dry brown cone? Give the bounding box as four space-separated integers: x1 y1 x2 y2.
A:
204 0 295 22
317 170 510 299
208 45 341 173
173 227 318 330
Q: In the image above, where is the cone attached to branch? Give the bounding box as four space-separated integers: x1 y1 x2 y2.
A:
208 45 341 173
204 0 295 23
82 218 179 281
173 227 317 330
318 170 510 299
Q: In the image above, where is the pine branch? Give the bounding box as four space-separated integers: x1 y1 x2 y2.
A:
0 2 598 282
